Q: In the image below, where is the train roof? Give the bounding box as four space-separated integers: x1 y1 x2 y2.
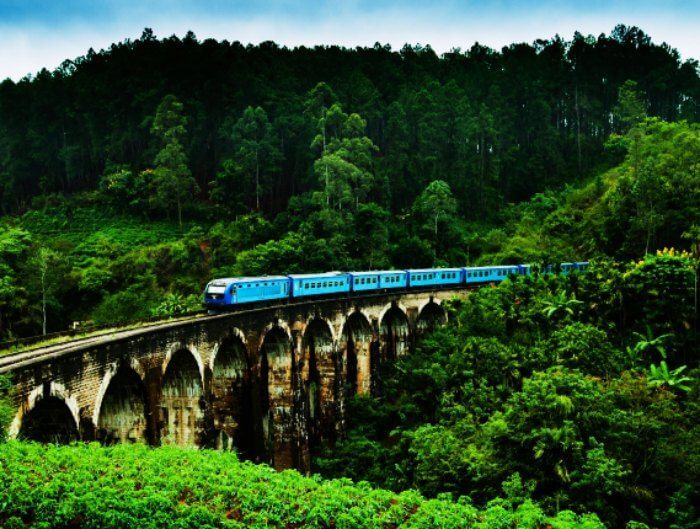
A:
407 267 463 273
209 275 289 284
287 272 348 279
465 265 520 270
347 270 406 275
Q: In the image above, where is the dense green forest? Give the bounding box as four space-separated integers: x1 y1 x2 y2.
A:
0 25 698 529
316 253 699 529
1 25 699 338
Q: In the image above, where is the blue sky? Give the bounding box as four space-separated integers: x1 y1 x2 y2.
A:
1 1 698 80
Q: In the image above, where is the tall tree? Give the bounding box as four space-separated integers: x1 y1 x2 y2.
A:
412 180 458 238
31 247 60 336
147 94 198 230
614 80 647 133
312 104 377 211
213 106 281 212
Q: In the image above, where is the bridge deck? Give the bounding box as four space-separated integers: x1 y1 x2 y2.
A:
0 286 474 374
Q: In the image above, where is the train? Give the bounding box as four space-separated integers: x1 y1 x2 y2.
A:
203 262 589 309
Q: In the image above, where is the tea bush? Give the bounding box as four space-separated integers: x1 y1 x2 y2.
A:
0 442 604 529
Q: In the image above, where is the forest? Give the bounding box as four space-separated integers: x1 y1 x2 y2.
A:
0 24 698 529
0 24 698 337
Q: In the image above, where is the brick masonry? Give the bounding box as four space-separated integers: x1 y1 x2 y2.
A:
2 288 470 471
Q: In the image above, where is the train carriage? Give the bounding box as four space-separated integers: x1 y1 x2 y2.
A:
289 272 351 298
407 268 462 288
348 271 380 292
464 266 518 284
377 270 408 290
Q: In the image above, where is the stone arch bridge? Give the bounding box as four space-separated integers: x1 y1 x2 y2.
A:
0 288 470 471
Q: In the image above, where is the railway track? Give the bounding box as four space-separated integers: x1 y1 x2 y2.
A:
0 285 475 374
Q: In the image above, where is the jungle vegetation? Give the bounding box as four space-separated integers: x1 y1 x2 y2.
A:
0 25 698 529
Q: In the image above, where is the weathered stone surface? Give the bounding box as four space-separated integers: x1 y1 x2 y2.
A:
2 288 469 471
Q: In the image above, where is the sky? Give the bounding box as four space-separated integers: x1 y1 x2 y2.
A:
1 0 699 81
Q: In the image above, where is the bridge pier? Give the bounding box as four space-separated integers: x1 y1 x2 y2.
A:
2 288 469 471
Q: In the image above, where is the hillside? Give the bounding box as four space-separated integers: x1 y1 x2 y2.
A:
0 24 698 529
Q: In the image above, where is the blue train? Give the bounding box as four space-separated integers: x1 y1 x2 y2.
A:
204 262 589 309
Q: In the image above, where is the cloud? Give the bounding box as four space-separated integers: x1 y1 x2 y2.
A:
1 3 697 81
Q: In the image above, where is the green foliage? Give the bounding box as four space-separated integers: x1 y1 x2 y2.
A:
547 323 623 376
92 288 158 325
318 260 700 529
313 103 378 211
0 442 606 529
647 361 692 393
212 106 281 212
151 292 200 317
146 95 199 229
0 375 13 442
614 80 647 132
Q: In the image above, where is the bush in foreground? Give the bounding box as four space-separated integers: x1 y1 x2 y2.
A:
0 442 603 529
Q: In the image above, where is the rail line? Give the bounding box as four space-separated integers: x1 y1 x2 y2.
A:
0 285 474 374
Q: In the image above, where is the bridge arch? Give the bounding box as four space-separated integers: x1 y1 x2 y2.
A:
258 324 294 465
379 303 410 360
163 342 205 383
302 317 336 453
210 327 248 372
14 382 80 443
416 300 447 335
210 330 253 454
377 301 409 330
95 364 147 444
161 347 205 446
341 310 373 396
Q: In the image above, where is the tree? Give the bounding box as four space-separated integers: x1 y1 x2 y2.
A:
304 82 338 154
32 247 61 335
147 95 198 230
312 104 377 211
614 80 646 133
412 180 458 238
0 227 31 338
213 106 281 212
